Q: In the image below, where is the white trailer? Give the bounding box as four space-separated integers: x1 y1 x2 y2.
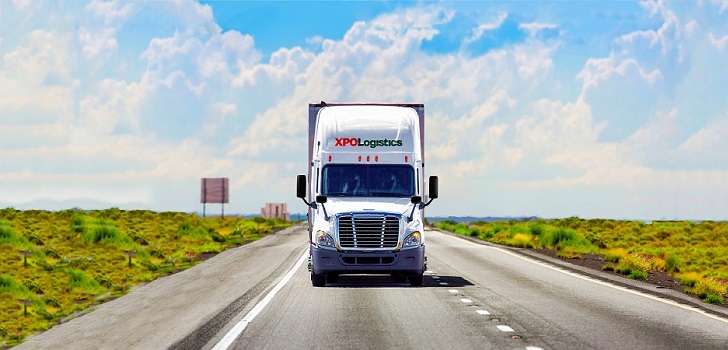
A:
297 103 438 287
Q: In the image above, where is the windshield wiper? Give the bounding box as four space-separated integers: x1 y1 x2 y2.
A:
325 192 349 196
369 191 406 197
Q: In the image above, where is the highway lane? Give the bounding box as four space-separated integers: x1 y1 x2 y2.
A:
218 227 728 350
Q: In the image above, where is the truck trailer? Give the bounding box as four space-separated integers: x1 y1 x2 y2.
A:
297 102 438 287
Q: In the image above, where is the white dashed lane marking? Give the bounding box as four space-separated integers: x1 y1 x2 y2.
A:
497 325 515 332
476 310 490 315
460 298 473 303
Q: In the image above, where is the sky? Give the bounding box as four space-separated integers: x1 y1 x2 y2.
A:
1 0 728 220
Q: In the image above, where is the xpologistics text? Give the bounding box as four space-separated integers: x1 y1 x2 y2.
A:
334 137 403 148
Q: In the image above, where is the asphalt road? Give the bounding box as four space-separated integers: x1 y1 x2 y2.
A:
18 225 728 350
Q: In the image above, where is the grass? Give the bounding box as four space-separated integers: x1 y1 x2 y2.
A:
0 208 293 348
434 218 728 305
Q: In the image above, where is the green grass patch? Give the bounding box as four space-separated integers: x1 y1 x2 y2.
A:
0 209 293 347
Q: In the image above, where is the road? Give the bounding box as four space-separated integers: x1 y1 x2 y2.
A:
18 225 728 350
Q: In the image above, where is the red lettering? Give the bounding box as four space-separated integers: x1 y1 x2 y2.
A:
334 137 359 147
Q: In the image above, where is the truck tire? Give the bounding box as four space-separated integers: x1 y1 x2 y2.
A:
311 272 326 287
409 273 424 287
391 274 407 283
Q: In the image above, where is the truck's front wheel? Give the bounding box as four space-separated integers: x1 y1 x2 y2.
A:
409 273 424 287
311 272 326 287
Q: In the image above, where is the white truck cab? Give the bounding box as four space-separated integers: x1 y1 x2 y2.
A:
297 103 438 287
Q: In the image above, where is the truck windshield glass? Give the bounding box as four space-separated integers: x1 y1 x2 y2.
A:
322 164 414 197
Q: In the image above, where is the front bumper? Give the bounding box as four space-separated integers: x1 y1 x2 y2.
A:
310 245 425 275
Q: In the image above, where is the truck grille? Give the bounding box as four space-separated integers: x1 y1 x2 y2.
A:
338 215 400 249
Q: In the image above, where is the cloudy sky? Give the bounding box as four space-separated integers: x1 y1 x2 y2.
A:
1 0 728 220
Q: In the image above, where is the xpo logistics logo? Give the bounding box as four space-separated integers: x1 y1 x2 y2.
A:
335 137 403 149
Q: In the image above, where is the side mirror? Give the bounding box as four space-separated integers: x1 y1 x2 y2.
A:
297 175 307 199
428 176 438 199
316 195 328 204
411 196 422 204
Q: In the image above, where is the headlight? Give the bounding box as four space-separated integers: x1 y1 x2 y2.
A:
316 230 335 248
403 231 421 248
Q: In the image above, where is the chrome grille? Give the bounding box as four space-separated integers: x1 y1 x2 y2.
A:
338 215 400 249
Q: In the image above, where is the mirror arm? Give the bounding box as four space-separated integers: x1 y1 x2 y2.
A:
422 198 435 208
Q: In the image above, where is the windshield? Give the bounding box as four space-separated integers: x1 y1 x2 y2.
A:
322 164 415 197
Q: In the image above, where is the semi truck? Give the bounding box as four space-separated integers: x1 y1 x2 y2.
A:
296 102 438 287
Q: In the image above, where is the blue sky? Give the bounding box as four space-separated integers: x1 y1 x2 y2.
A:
2 0 728 220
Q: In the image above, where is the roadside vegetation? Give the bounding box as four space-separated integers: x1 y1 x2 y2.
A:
0 208 292 348
434 218 728 305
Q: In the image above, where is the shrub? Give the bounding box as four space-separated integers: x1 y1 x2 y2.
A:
665 253 681 273
127 231 149 245
650 257 666 272
148 247 166 259
557 246 581 259
22 279 45 295
615 255 649 276
0 221 27 245
208 228 226 243
604 248 628 263
505 233 533 248
452 223 471 236
44 247 62 259
24 231 45 246
628 269 648 280
0 274 19 291
529 223 544 236
71 215 85 233
96 226 120 243
691 279 726 304
677 272 702 287
585 232 607 249
703 293 723 304
67 269 103 293
543 227 578 248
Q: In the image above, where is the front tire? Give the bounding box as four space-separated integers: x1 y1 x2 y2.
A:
409 273 424 287
311 272 326 287
391 274 407 283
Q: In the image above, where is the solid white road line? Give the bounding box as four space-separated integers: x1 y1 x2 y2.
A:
212 250 309 350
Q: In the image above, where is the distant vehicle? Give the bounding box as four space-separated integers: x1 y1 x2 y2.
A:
297 103 438 286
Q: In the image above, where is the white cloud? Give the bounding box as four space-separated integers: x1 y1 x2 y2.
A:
620 0 680 54
577 53 661 93
708 32 728 51
464 12 508 44
676 114 728 163
86 0 135 25
2 1 728 219
519 22 558 38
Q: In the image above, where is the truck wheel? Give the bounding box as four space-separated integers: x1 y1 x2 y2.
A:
409 274 424 287
391 275 407 283
311 272 326 287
